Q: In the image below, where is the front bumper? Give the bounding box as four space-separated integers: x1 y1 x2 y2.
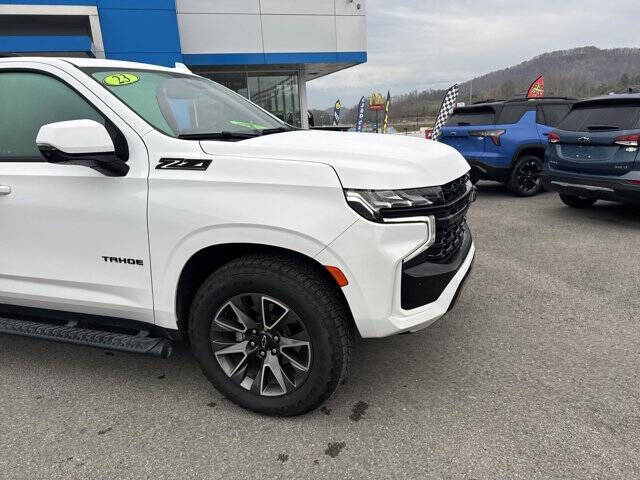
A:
466 158 510 182
315 218 475 338
542 169 640 205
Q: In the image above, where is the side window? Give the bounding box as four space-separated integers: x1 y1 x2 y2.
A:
0 71 104 161
540 104 571 127
536 107 545 125
496 105 533 125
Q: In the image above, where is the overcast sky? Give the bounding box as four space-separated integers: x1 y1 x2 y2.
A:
307 0 639 109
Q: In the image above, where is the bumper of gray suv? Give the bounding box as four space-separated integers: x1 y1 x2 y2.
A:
542 168 640 205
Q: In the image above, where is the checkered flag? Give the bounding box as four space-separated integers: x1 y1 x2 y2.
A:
431 84 459 141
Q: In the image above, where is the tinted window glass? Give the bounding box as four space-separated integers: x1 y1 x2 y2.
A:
496 105 532 124
540 104 571 127
446 107 496 126
558 102 640 131
0 72 104 161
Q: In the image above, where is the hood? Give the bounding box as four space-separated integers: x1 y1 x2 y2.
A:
200 130 470 189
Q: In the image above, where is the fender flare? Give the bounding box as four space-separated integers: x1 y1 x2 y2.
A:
153 224 335 330
509 142 545 169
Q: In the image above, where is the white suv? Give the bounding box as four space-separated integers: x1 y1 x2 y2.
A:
0 57 475 415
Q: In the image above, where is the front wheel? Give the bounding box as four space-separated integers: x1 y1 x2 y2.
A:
188 254 353 416
507 155 544 197
559 194 596 208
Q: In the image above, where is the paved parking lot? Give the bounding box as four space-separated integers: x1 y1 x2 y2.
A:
1 184 639 480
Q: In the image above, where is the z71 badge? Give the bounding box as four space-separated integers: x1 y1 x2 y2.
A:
156 159 212 171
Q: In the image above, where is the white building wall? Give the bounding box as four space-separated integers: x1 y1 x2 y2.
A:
175 0 366 56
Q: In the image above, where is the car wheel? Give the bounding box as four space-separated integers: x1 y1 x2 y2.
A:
188 253 353 416
507 155 544 197
469 169 482 185
559 194 596 208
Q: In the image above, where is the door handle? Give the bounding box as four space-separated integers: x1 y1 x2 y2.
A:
0 185 12 195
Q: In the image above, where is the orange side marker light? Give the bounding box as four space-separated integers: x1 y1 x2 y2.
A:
325 266 348 287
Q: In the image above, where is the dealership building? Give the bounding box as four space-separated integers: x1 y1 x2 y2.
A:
0 1 367 127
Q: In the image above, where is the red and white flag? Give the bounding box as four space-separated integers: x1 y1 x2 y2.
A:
527 75 545 98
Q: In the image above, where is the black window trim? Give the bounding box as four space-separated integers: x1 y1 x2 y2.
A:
0 68 129 164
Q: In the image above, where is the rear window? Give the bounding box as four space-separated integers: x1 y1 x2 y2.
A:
539 104 571 127
496 105 533 125
446 107 496 126
558 102 640 132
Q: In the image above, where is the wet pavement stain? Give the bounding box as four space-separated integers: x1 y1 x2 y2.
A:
207 402 217 408
277 453 289 463
324 442 346 458
349 401 369 421
157 374 166 379
320 406 332 415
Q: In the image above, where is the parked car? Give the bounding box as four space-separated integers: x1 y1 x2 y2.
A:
542 94 640 207
440 97 576 196
0 57 476 416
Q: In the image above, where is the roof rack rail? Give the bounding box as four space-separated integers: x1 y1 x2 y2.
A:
618 86 640 94
472 99 505 104
505 96 577 103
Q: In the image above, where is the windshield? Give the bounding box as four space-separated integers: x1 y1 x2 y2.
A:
83 68 287 138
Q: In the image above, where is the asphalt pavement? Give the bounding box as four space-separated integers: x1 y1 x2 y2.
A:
1 184 639 479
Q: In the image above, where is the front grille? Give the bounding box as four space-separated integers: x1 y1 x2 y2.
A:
403 173 474 266
442 173 470 203
423 220 468 264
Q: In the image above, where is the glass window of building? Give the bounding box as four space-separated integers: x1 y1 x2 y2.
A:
206 71 301 127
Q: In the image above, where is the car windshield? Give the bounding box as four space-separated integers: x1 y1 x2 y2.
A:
83 68 287 138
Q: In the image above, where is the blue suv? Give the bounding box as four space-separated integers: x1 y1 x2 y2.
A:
440 98 576 196
542 94 640 207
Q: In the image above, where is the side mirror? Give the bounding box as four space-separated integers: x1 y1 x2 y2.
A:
36 119 129 177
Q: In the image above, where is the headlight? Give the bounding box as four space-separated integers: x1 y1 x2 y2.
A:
344 186 444 222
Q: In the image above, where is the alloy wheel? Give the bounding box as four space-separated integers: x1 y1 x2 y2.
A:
210 293 312 397
516 159 542 194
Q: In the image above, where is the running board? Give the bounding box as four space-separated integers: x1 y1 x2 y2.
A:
0 316 173 358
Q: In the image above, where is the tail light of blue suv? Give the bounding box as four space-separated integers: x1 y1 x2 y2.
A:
469 129 506 146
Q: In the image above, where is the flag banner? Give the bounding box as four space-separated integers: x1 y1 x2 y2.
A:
382 91 391 134
527 75 545 98
369 92 385 111
369 92 385 133
332 100 341 126
431 84 459 141
355 96 366 132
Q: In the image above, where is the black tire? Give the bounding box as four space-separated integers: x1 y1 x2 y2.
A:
559 194 596 208
469 169 482 185
188 253 353 416
507 155 544 197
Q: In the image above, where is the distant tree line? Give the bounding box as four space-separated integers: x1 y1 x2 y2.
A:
311 46 640 130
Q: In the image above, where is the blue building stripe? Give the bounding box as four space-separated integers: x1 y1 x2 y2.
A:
337 51 368 63
183 53 266 66
0 35 92 53
184 51 367 66
265 52 338 64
